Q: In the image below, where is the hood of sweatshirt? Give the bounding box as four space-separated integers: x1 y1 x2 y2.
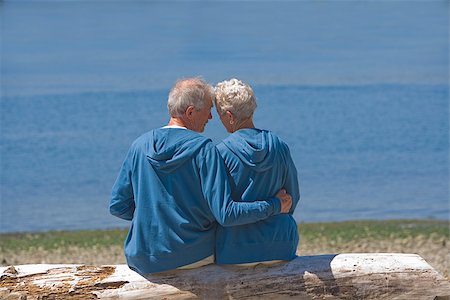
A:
221 128 280 172
147 128 211 173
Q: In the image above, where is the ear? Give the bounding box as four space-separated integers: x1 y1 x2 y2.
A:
185 106 195 119
226 111 235 124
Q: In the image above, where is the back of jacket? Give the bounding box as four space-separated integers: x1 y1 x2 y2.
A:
216 128 300 264
110 128 282 274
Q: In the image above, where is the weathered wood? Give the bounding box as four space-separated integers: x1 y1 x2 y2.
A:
0 253 448 299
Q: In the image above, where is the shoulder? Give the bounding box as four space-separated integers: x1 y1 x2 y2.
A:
132 130 153 145
219 131 244 149
126 130 155 155
215 133 241 158
266 130 290 150
215 140 230 155
198 140 217 157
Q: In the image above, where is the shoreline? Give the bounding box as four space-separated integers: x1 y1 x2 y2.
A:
1 220 448 278
1 218 448 236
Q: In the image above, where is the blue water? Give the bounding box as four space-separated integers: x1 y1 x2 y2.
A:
1 1 448 232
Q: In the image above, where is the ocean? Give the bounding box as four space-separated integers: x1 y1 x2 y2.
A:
1 1 448 233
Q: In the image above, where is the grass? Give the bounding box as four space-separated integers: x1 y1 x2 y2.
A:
0 229 128 252
299 219 449 242
0 220 448 253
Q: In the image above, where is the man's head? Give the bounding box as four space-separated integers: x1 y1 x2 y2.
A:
167 78 214 132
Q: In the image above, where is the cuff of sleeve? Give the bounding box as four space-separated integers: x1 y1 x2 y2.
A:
110 205 134 221
267 197 281 215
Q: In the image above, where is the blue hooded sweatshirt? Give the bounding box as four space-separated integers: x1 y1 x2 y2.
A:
215 128 300 264
110 128 282 274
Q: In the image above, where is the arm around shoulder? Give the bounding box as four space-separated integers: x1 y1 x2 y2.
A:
199 146 281 227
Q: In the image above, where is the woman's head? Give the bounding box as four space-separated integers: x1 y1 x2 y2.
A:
214 78 257 132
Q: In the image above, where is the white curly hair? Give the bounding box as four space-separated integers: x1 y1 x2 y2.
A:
214 78 257 122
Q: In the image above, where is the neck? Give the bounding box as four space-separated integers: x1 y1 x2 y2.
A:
235 118 255 131
168 117 188 128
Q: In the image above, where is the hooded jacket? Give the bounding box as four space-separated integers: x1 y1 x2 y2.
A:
110 128 281 274
215 128 300 264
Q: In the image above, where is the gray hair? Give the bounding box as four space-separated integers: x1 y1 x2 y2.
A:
167 77 214 117
214 78 257 122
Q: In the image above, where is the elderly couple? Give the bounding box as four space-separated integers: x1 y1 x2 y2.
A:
110 77 300 275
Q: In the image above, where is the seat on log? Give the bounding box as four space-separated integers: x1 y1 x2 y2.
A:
1 253 449 299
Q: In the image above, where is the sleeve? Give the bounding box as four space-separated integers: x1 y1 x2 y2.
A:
199 146 281 227
283 144 300 214
109 146 136 221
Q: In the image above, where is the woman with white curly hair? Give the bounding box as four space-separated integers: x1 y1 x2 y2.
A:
214 78 300 265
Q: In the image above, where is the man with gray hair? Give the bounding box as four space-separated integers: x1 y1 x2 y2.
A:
110 77 292 274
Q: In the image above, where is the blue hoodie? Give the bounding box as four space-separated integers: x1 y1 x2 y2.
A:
215 128 300 264
110 128 282 274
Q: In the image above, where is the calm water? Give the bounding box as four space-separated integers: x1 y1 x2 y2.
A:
1 1 448 232
1 84 448 232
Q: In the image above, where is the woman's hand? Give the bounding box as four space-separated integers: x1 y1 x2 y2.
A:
276 189 292 213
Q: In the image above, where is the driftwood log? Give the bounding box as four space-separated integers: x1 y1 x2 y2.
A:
0 253 449 299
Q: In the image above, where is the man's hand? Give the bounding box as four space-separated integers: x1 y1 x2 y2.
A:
276 189 292 213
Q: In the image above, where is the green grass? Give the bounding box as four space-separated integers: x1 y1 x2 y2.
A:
0 229 128 252
299 219 449 242
0 220 448 252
